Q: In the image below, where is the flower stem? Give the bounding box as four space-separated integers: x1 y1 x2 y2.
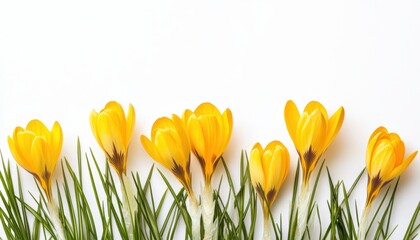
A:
357 204 371 240
47 200 65 240
120 174 136 239
296 183 311 240
202 184 217 240
263 215 271 240
187 197 201 240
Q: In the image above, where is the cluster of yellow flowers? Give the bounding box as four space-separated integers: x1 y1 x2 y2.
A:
6 100 418 239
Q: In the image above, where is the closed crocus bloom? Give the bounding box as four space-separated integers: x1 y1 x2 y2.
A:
183 102 233 185
284 100 344 185
8 120 63 202
141 114 195 199
365 127 417 206
90 101 135 178
249 141 290 216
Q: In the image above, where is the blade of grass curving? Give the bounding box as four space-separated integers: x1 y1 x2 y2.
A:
59 160 76 239
307 160 326 223
288 160 300 240
157 169 192 238
324 168 338 240
403 202 420 240
86 151 111 238
0 160 30 239
166 202 182 240
316 206 322 240
237 151 248 238
134 170 162 240
366 185 391 237
369 185 393 240
373 179 399 240
56 181 73 240
107 166 129 239
31 203 43 240
16 164 31 237
24 194 55 237
160 190 181 238
341 184 356 239
64 154 98 239
248 157 257 239
156 190 168 217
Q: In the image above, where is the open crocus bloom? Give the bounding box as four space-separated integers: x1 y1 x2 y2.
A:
141 114 195 199
365 126 417 206
249 141 289 219
183 102 233 186
90 101 135 178
8 120 63 202
284 100 344 185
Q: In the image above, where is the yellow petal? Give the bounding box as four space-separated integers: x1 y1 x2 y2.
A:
325 106 345 149
26 119 49 137
154 129 178 169
50 121 63 167
195 102 220 116
262 148 273 183
370 140 395 178
388 150 417 181
15 131 37 172
369 127 388 143
105 101 127 133
366 131 381 174
182 109 193 125
184 102 233 184
32 136 54 197
304 101 328 118
7 134 28 172
30 136 48 177
125 104 136 146
172 114 190 161
249 144 264 190
296 110 326 156
389 133 404 166
90 110 105 151
264 146 280 191
140 135 162 165
278 143 290 184
284 100 300 146
187 116 207 160
219 108 233 157
97 112 124 155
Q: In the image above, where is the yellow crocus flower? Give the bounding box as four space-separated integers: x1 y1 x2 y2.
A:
141 114 196 201
183 102 233 186
249 141 290 219
284 100 344 186
90 101 135 178
8 120 63 202
365 126 417 206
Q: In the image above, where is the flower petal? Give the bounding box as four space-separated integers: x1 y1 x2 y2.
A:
249 143 264 190
125 104 136 146
387 150 417 181
304 101 328 118
50 121 63 168
325 106 345 149
284 100 300 147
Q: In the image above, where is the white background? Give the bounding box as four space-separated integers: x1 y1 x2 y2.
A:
1 1 420 239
